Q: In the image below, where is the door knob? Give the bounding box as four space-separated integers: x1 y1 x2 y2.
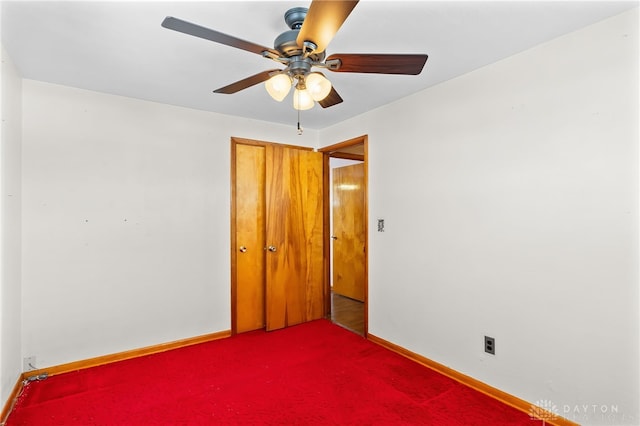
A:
239 246 247 253
331 235 338 240
268 245 277 252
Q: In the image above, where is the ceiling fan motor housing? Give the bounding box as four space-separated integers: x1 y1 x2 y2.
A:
274 30 303 57
274 7 325 61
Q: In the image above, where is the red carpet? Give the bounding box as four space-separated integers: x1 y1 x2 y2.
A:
7 320 536 425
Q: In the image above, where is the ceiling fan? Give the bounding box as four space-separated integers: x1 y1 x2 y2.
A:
161 0 428 112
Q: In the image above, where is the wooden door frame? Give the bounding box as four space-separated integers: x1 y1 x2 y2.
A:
230 137 315 335
318 135 369 337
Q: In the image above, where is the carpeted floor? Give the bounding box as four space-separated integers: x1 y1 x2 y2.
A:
7 319 537 425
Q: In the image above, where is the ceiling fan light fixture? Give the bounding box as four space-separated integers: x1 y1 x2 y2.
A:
265 73 292 102
293 87 314 110
305 72 332 102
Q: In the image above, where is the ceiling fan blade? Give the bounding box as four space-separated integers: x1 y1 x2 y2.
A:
214 69 281 94
296 0 359 54
162 16 279 57
326 54 428 75
318 86 343 108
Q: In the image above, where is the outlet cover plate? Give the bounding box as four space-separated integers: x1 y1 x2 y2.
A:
484 336 495 355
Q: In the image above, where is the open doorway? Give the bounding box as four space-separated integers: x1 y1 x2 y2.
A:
319 136 368 337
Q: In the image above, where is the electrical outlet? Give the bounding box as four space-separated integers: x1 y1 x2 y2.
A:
484 336 495 355
24 356 37 371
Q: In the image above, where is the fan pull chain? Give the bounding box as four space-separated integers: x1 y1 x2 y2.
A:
297 91 303 135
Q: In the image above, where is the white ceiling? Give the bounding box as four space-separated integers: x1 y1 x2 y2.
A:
2 1 637 130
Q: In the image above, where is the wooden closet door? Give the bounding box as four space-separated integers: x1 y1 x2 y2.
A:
265 145 324 331
235 144 266 333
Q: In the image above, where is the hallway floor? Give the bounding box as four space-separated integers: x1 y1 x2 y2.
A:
330 291 364 336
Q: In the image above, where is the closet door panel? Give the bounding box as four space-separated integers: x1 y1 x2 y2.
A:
235 144 266 333
265 145 324 331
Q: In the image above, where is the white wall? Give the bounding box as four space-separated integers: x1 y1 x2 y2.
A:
321 9 638 426
21 80 318 369
0 44 23 404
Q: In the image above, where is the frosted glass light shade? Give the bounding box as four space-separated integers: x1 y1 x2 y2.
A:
265 74 292 102
293 88 314 110
305 72 332 101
